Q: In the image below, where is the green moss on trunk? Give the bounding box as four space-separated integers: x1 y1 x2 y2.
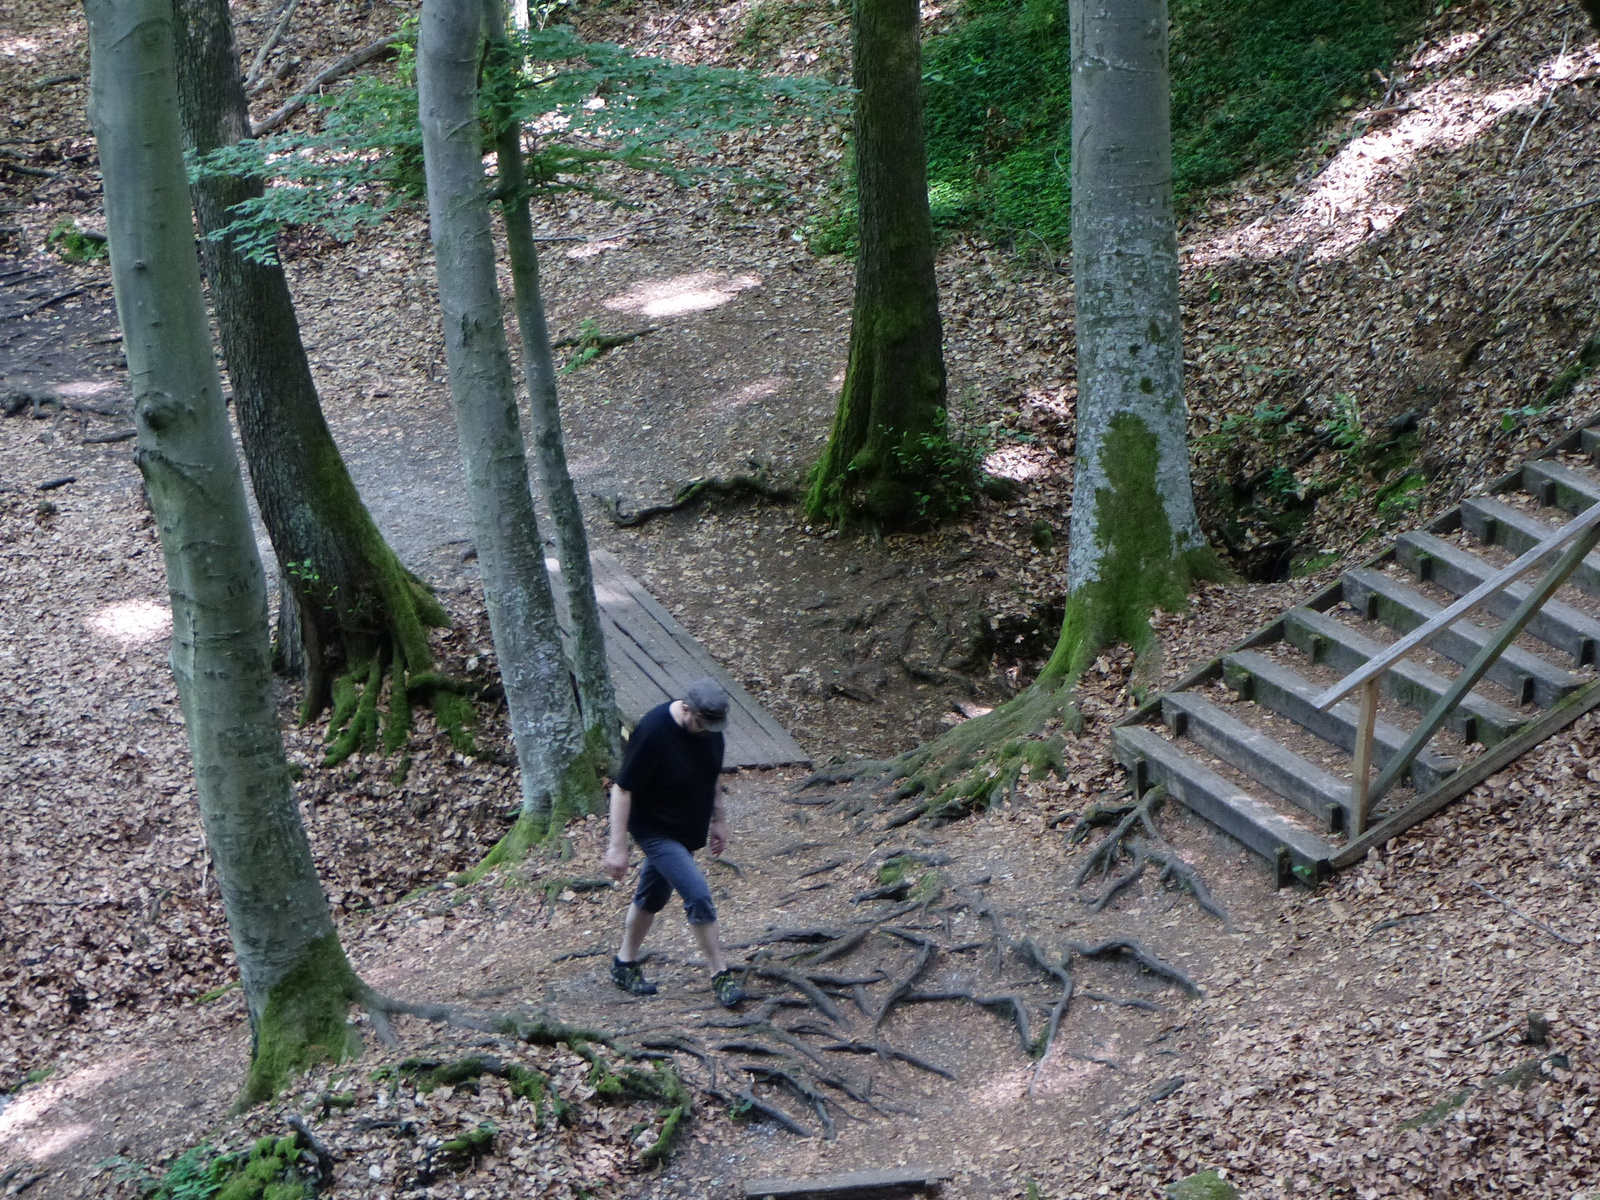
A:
454 730 605 883
239 932 363 1110
1041 412 1227 691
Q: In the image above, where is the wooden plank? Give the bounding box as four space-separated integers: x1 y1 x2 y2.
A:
743 1165 951 1200
592 550 801 747
546 551 808 768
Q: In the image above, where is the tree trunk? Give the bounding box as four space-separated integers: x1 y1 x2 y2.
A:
483 0 620 769
86 0 361 1106
417 0 601 859
168 0 471 767
804 0 949 531
1043 0 1218 686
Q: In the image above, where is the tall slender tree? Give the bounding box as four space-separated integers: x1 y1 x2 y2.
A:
482 0 620 768
804 0 951 530
417 0 601 863
170 0 472 765
86 0 365 1105
1053 0 1218 680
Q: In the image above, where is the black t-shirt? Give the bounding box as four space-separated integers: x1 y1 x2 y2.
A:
616 701 724 851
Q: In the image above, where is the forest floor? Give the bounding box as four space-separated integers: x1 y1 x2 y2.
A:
5 0 1600 1196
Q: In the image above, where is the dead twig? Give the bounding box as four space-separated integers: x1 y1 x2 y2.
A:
245 0 301 92
1469 881 1580 946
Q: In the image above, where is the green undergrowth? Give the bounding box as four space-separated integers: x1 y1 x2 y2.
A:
912 0 1429 251
140 1136 312 1200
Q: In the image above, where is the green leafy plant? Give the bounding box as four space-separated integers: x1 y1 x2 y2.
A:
193 22 842 265
46 218 108 262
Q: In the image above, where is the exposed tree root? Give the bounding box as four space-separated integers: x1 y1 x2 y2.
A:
871 935 937 1035
902 990 1034 1055
796 682 1078 829
598 473 796 528
1067 938 1202 997
1069 785 1230 926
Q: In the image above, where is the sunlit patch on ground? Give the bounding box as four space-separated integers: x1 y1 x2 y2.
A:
0 38 41 56
54 379 119 400
602 271 761 318
0 1057 139 1161
566 237 629 261
1191 43 1592 268
85 600 171 647
702 375 791 415
983 443 1056 482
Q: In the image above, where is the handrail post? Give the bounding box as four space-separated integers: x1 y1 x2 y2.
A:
1349 678 1380 835
1360 517 1600 808
1349 679 1380 835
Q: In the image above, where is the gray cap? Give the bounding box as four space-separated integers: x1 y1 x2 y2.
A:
684 678 730 732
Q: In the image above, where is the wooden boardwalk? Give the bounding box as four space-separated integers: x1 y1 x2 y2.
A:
548 549 810 770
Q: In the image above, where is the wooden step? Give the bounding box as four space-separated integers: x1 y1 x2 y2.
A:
1581 426 1600 465
1221 650 1459 790
1341 568 1580 707
1282 607 1524 746
1112 724 1333 884
1160 691 1350 833
1461 496 1600 595
1523 459 1600 515
1395 531 1600 666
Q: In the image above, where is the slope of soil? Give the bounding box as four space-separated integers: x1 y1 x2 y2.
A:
3 1 1600 1197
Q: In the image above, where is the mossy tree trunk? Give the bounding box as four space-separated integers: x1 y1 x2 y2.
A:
87 0 362 1106
417 0 601 860
1044 0 1218 684
482 0 620 769
168 0 471 768
804 0 949 530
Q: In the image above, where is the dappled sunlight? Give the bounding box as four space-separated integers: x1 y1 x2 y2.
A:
702 374 791 415
54 379 119 400
0 38 41 56
983 443 1054 482
602 271 761 318
1191 42 1595 268
968 1047 1112 1109
0 1057 139 1158
85 600 171 648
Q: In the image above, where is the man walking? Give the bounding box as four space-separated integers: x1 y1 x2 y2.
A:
602 678 748 1006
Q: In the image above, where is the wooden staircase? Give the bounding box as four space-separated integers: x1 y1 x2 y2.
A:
1113 419 1600 885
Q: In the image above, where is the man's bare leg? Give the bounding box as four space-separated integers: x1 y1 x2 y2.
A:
618 904 656 962
689 920 728 976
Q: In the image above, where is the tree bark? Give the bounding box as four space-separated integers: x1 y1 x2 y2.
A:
483 0 620 769
169 0 469 766
86 0 361 1106
1044 0 1217 686
417 0 600 854
804 0 949 531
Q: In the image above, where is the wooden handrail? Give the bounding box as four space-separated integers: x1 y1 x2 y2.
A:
1313 497 1600 711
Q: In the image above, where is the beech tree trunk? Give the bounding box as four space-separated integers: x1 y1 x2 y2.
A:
417 0 600 853
169 0 470 766
805 0 949 530
1044 0 1216 686
483 0 620 768
86 0 361 1106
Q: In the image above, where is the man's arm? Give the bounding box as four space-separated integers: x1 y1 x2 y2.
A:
603 784 631 881
707 782 729 858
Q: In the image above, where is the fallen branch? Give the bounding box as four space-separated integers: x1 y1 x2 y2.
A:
251 34 402 136
245 0 301 92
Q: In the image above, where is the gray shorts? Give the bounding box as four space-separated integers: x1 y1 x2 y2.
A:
632 834 717 925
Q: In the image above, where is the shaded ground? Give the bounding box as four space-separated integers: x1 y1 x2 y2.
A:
4 0 1600 1197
